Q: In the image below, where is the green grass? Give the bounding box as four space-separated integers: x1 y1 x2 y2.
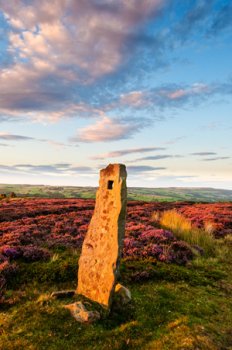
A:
1 247 232 350
1 184 232 201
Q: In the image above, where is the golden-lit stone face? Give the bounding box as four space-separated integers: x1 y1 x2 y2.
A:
77 164 127 309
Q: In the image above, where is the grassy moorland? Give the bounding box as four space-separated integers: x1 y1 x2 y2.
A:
0 199 232 349
1 246 232 349
1 184 232 202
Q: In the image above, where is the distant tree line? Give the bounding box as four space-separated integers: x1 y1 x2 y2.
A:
0 192 17 199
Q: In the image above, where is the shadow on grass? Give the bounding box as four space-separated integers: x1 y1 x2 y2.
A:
1 252 231 350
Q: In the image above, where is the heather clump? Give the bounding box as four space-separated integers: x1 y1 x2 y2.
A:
21 246 51 262
123 226 194 265
123 237 141 257
1 246 23 260
168 241 194 265
0 245 50 262
142 243 164 259
139 228 174 243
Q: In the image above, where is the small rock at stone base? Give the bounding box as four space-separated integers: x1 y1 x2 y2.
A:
63 301 101 323
114 283 131 304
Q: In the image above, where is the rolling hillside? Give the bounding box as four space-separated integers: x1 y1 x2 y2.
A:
0 184 232 202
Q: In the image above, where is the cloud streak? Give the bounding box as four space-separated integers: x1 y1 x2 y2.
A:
0 163 95 176
0 142 12 147
127 165 166 173
91 146 166 160
208 1 232 36
131 154 183 162
202 157 230 162
0 132 77 150
118 82 224 112
0 132 35 141
191 152 217 156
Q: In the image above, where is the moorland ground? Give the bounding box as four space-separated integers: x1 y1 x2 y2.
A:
0 198 232 350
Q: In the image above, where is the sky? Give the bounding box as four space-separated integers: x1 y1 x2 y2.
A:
0 0 231 189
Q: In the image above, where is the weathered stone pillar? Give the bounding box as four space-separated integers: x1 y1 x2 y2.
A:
76 164 127 309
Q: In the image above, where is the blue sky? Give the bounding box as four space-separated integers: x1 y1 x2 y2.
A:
0 0 231 188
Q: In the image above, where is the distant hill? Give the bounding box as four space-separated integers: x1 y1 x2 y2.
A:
0 184 232 202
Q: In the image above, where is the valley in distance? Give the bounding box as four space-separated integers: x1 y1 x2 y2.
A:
0 183 232 202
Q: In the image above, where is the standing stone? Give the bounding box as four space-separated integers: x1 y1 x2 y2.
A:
76 164 127 309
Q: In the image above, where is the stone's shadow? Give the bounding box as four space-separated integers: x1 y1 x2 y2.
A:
99 300 135 330
52 282 132 324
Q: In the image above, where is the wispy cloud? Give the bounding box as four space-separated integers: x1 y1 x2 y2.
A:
164 136 186 145
191 152 217 156
91 146 166 160
70 116 145 143
0 132 35 141
0 163 95 176
118 82 219 111
0 142 12 147
190 152 231 162
173 0 214 42
0 132 76 149
202 156 230 162
132 154 183 162
208 2 232 36
120 91 146 107
127 165 166 173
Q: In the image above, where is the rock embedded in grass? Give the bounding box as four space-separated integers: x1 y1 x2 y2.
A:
63 301 101 323
114 283 131 305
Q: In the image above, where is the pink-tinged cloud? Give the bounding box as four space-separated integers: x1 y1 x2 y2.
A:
167 89 186 99
70 116 142 143
91 146 166 160
119 83 212 108
0 0 166 122
120 91 145 107
165 83 210 100
0 0 230 131
0 0 165 82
